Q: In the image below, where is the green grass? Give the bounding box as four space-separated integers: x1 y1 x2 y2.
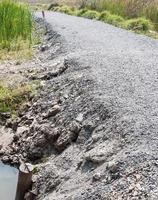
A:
55 5 76 15
77 0 158 31
0 0 33 50
82 10 100 19
99 11 124 26
124 17 153 32
76 8 88 16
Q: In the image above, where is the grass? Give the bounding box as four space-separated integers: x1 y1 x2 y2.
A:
55 5 75 15
0 82 38 114
0 41 33 61
82 10 100 19
77 0 158 31
99 11 124 27
76 8 88 16
124 17 153 32
0 0 33 50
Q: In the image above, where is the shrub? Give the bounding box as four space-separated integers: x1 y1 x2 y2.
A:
0 0 33 50
106 14 124 26
99 11 124 26
76 8 88 16
56 5 75 15
124 17 153 32
99 10 111 20
81 10 100 19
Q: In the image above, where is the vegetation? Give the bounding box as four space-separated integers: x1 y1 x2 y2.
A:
99 11 124 27
76 8 88 16
52 2 156 37
55 5 75 15
0 83 33 113
124 17 153 32
77 0 158 31
82 10 100 19
0 0 33 50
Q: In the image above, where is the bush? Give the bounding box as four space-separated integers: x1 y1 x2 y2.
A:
106 14 124 26
124 17 153 32
56 5 75 15
0 0 33 50
99 11 124 26
81 10 100 19
99 10 111 20
76 8 88 16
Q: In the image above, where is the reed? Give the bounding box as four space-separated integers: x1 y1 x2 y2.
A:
0 0 33 50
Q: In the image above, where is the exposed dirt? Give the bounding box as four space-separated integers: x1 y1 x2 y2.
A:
1 14 158 200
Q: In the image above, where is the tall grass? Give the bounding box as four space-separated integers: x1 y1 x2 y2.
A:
0 0 33 50
78 0 158 30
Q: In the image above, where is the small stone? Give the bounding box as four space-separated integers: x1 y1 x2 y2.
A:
76 113 84 123
40 45 49 52
69 121 81 134
55 133 70 152
12 156 19 164
35 135 47 147
24 191 36 200
0 149 5 155
107 160 119 173
133 190 138 196
2 155 10 162
43 105 61 119
83 121 95 134
16 126 29 137
136 183 142 191
129 184 135 192
45 128 60 143
92 173 101 182
63 93 68 99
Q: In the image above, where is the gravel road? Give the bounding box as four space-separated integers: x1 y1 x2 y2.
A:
34 12 158 199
